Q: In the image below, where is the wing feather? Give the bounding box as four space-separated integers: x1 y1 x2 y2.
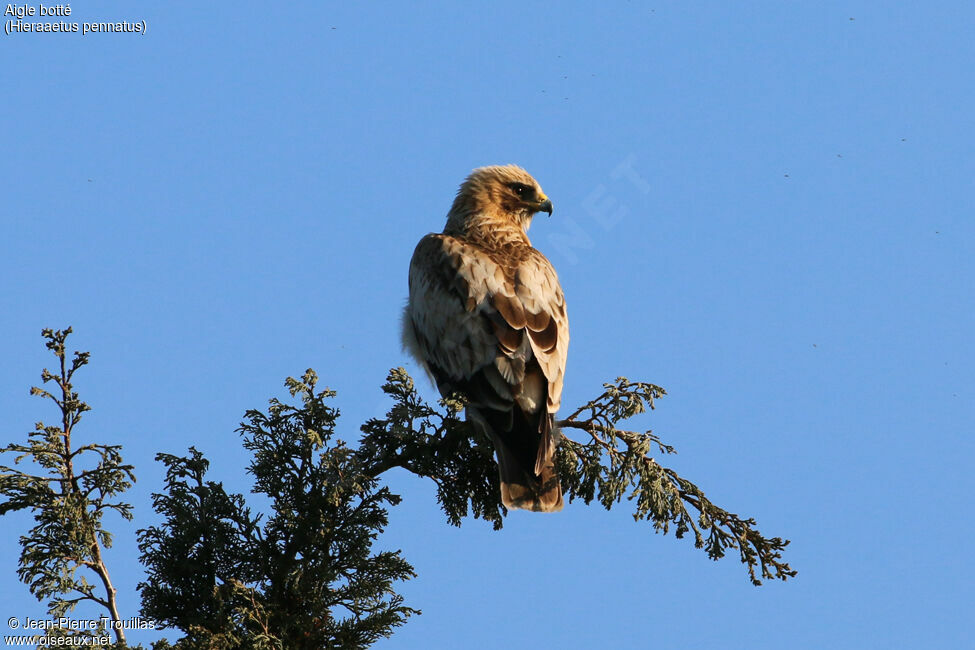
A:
404 234 568 415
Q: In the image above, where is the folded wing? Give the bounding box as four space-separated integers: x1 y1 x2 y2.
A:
403 234 569 511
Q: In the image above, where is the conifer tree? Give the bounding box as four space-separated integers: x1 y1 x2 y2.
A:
5 329 795 648
0 328 135 645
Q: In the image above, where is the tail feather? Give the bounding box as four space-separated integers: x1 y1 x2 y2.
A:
470 406 563 513
534 411 556 476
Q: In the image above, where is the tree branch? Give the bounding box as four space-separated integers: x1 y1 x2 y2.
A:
555 378 796 585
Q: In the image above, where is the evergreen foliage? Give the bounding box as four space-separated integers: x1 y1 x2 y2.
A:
362 368 796 585
138 370 418 649
5 329 795 648
0 328 135 645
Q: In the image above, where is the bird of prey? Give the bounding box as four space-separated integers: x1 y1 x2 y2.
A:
402 165 569 512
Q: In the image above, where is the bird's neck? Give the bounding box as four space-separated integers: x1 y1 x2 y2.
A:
444 210 532 250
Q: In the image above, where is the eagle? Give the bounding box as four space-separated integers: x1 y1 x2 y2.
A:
402 165 569 512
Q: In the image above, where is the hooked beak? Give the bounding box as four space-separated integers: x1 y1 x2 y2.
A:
537 197 553 216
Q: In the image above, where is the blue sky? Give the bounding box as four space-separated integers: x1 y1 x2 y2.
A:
2 1 973 647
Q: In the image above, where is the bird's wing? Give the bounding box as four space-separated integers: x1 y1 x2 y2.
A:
405 233 510 411
404 234 568 415
490 247 569 414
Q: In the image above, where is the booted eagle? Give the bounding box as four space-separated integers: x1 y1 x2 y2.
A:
402 165 568 512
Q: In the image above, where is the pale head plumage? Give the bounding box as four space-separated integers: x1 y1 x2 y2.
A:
445 165 553 235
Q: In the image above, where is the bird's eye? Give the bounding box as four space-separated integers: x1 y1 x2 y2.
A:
509 183 531 198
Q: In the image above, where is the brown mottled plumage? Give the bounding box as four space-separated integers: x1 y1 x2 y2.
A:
403 165 568 512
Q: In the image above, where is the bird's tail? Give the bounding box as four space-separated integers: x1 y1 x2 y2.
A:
472 407 563 513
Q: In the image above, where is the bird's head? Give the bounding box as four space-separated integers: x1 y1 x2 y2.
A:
448 165 553 232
